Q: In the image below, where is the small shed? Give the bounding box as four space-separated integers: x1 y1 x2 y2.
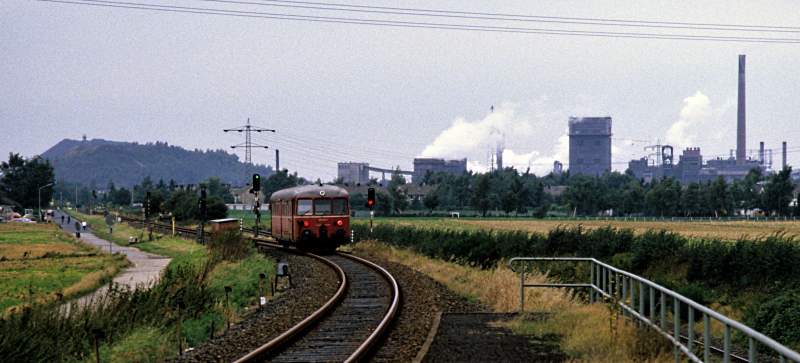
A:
210 218 239 233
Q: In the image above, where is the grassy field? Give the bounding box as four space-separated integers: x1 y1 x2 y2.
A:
374 217 800 242
65 210 207 267
0 222 129 313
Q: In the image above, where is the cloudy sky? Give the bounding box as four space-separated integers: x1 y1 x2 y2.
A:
3 0 799 182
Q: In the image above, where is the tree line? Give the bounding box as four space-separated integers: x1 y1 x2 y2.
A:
337 165 797 218
1 152 234 221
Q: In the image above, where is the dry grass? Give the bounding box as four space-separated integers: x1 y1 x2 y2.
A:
401 218 800 242
352 241 681 363
507 303 674 363
351 241 578 312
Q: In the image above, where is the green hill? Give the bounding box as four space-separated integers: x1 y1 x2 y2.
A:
41 138 274 188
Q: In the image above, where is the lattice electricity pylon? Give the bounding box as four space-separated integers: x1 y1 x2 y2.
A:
224 118 275 185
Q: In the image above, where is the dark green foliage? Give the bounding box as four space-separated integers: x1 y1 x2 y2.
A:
684 233 800 287
744 288 800 348
629 230 686 273
0 264 213 362
0 153 56 209
207 229 253 264
42 139 274 188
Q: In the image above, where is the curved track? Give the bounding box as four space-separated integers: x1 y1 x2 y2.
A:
236 249 399 363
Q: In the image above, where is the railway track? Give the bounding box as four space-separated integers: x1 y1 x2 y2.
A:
236 249 400 362
114 216 769 362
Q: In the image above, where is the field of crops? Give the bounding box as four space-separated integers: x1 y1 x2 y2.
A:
376 217 800 241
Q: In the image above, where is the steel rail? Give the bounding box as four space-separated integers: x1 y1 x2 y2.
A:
233 248 348 363
339 252 401 362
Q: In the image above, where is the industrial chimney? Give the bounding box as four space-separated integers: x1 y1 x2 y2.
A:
736 55 746 165
783 142 787 168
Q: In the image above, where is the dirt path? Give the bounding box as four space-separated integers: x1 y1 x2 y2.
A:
55 211 171 306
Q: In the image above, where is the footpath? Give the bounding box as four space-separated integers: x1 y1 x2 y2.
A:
54 210 171 306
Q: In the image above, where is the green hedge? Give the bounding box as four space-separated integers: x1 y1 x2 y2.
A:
352 222 800 288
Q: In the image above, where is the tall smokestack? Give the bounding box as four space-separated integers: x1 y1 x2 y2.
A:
783 142 787 168
759 141 765 165
276 149 280 171
737 55 746 165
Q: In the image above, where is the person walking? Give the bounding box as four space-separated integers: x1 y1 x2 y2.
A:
82 221 87 230
61 215 64 224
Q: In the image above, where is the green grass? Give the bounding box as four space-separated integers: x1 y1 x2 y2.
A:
0 223 129 313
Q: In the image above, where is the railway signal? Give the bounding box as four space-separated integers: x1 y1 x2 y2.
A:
366 187 375 238
253 174 260 192
366 188 375 210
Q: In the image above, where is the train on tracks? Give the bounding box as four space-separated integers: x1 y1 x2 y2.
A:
269 185 350 251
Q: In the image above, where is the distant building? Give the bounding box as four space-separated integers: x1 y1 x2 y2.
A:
553 161 563 175
568 117 612 177
413 158 467 183
338 162 370 185
627 147 765 184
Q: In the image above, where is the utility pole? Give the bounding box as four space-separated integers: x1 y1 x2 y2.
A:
224 118 274 216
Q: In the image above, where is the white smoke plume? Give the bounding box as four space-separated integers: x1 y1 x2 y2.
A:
419 102 568 175
666 91 734 155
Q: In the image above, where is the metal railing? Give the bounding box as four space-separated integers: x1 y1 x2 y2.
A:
509 257 800 363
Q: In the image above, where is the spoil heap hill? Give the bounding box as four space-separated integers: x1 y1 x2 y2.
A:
41 138 274 188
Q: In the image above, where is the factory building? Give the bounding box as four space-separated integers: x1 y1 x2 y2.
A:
413 158 468 182
627 55 782 184
568 116 612 177
337 162 370 185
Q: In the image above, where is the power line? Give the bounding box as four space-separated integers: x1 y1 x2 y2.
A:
38 0 800 43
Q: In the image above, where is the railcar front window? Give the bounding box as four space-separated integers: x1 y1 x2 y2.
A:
297 199 313 216
314 198 332 215
332 198 349 215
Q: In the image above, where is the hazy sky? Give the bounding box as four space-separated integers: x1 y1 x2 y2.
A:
3 1 799 182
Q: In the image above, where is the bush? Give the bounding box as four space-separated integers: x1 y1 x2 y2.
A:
744 288 800 350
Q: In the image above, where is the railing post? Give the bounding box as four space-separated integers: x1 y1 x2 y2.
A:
749 336 758 363
661 290 666 330
674 296 680 362
639 280 644 326
704 314 711 362
725 323 731 363
589 261 595 304
688 307 694 355
650 286 655 325
622 274 628 318
520 260 525 312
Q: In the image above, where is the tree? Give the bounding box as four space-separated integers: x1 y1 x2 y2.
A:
375 190 393 216
469 174 491 217
387 170 409 214
110 187 132 206
501 190 517 217
681 181 704 217
206 195 229 220
760 166 795 216
422 190 440 213
706 176 732 217
619 180 645 216
0 153 56 209
262 170 300 200
203 176 235 203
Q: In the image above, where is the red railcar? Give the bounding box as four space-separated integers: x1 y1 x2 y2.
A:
269 185 350 251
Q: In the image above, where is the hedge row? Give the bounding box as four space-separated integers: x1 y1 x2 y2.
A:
352 222 800 287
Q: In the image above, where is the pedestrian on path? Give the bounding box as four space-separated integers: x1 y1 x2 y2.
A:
67 216 71 223
82 221 87 230
61 215 64 224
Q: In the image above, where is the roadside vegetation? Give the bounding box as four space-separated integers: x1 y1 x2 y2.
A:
0 212 277 363
352 220 800 359
0 222 129 313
